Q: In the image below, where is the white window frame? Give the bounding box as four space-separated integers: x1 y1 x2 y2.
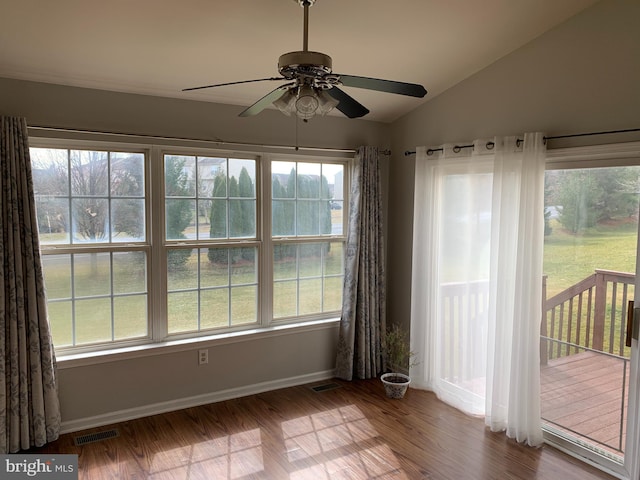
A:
29 137 349 360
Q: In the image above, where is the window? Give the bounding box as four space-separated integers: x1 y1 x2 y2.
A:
31 147 148 348
30 141 348 355
271 161 345 319
164 155 259 334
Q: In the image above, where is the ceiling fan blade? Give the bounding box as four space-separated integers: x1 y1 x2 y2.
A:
182 77 284 92
326 87 370 119
239 84 293 117
337 74 427 98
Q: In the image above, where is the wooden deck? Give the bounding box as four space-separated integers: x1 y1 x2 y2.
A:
540 350 630 456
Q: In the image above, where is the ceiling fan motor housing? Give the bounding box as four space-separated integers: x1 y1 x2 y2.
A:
278 51 336 87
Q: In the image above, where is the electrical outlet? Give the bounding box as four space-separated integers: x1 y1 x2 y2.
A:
198 349 208 365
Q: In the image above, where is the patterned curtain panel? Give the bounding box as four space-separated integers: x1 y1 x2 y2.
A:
335 146 386 380
0 116 61 452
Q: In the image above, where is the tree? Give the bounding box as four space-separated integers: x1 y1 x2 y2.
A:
550 168 640 234
111 155 145 239
208 174 228 264
32 150 144 241
207 166 256 263
165 156 193 268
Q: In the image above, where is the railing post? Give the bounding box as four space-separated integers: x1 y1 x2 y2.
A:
540 275 548 365
593 271 606 351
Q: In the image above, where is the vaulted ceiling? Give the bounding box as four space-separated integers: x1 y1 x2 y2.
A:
0 0 597 122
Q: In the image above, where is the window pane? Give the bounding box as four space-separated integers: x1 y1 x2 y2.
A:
299 278 322 315
114 296 147 340
229 200 255 238
165 199 195 241
32 147 146 246
167 247 258 335
198 157 226 197
274 281 297 318
324 242 344 275
167 248 197 289
297 163 321 199
330 201 343 235
166 155 256 241
70 150 108 196
209 199 228 239
75 297 112 344
35 197 70 244
39 251 148 348
48 301 72 348
201 289 230 329
274 247 297 280
323 277 343 312
201 249 229 287
165 155 196 197
113 252 146 294
74 252 111 297
42 254 72 299
211 169 228 198
272 242 343 319
71 198 109 242
272 160 339 238
168 291 198 334
272 200 295 236
31 148 69 196
231 159 256 197
231 286 257 325
196 199 212 240
231 247 256 284
299 244 323 276
111 152 144 196
112 199 145 242
273 162 296 199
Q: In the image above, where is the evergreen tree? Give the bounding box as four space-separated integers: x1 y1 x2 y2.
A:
238 167 256 238
165 156 193 268
208 174 228 264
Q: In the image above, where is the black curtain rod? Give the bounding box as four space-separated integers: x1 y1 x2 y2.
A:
28 125 393 155
403 127 640 156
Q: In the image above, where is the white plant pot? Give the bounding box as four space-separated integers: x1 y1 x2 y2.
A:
380 372 411 399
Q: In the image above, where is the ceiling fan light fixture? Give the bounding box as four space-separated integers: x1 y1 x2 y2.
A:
295 85 319 119
273 89 296 116
316 89 339 115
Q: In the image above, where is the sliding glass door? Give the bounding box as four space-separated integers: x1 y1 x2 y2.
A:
541 143 640 479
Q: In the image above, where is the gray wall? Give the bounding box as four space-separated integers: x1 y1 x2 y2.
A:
387 0 640 334
0 78 388 429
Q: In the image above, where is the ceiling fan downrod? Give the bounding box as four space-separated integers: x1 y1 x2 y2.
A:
296 0 316 51
279 0 333 83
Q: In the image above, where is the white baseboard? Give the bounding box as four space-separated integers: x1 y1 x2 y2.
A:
60 369 336 434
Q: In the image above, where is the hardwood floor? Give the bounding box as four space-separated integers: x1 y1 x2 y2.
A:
31 378 616 479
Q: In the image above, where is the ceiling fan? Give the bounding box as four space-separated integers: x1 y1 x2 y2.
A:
182 0 427 121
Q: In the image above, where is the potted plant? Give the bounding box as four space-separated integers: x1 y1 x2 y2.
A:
381 324 418 399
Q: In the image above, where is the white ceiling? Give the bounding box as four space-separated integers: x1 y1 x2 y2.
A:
0 0 597 123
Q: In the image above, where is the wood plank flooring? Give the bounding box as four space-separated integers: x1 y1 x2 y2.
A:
30 378 616 479
541 351 629 455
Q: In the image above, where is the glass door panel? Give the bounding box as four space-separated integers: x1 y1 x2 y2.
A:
541 164 640 476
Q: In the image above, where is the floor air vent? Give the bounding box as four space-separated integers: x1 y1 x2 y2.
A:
73 428 120 446
310 382 342 393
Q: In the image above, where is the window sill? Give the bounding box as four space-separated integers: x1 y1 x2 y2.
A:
55 318 341 369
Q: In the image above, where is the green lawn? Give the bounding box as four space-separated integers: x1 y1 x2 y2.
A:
43 242 344 348
543 219 637 358
544 219 637 297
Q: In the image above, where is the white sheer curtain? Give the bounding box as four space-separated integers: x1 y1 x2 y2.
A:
409 133 546 446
